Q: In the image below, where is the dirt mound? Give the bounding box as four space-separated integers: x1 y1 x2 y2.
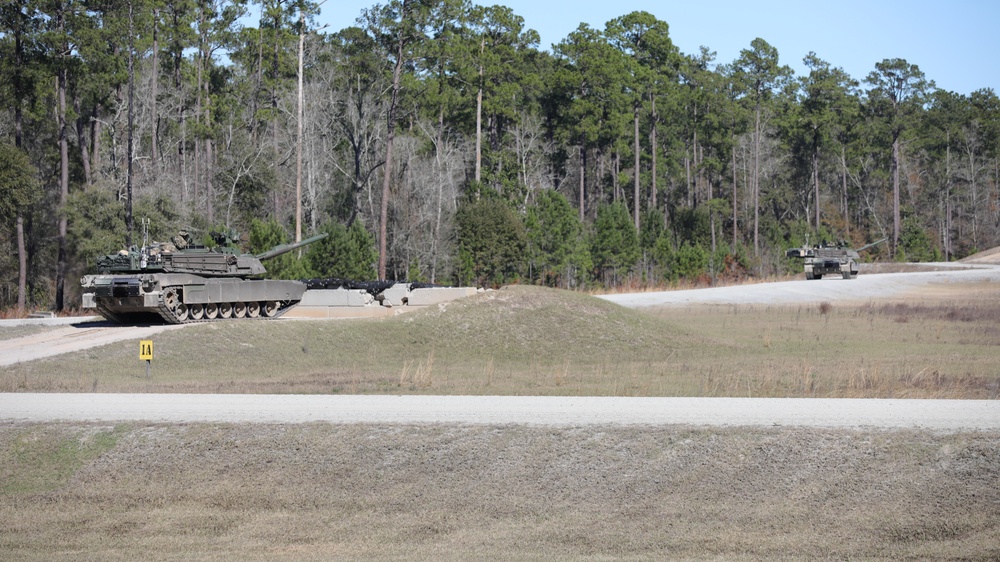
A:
398 284 703 361
959 246 1000 264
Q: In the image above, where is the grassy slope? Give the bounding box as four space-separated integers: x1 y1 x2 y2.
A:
2 283 998 398
1 286 710 395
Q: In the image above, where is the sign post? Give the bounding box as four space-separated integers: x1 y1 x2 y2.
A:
139 339 153 377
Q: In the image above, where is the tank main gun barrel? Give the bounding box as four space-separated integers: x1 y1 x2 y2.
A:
255 233 328 260
857 237 888 253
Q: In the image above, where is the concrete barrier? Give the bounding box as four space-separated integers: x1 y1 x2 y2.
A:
285 284 479 319
380 283 410 307
298 289 374 307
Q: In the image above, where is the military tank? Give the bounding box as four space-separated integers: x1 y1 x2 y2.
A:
786 237 887 280
81 228 327 324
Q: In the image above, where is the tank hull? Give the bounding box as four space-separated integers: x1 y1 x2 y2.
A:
81 273 307 324
787 246 860 280
803 252 859 280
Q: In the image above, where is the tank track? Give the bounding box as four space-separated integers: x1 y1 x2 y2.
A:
154 286 299 324
94 300 128 324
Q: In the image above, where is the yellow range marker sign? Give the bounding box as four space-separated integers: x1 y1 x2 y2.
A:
139 340 153 361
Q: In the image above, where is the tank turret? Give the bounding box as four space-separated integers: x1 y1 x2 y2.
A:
95 230 327 278
82 227 328 324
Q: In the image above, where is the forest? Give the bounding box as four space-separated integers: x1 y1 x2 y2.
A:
1 0 998 314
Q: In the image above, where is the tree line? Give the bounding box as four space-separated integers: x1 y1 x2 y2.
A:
1 0 998 313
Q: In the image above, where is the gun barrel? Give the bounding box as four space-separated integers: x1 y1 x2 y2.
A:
255 233 328 260
857 237 888 253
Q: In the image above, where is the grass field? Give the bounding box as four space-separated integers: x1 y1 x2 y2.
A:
3 283 999 398
2 280 999 560
2 422 999 561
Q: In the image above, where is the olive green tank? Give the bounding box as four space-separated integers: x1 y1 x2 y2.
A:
81 229 327 324
786 237 887 280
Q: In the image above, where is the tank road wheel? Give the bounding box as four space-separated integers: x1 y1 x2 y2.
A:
218 302 233 319
246 301 261 318
164 287 189 321
204 303 219 320
842 271 852 280
188 303 204 320
163 287 181 310
262 301 280 317
233 302 247 318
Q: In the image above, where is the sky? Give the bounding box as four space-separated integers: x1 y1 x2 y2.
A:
308 0 998 96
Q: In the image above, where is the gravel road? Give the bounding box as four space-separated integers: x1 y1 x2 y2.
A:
599 263 1000 307
2 394 998 431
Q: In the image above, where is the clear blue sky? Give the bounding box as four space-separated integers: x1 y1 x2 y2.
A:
310 0 998 96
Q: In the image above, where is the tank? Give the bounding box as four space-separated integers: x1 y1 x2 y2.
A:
786 237 887 280
81 228 327 323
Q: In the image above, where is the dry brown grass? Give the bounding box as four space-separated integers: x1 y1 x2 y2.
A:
653 293 1000 399
1 422 998 561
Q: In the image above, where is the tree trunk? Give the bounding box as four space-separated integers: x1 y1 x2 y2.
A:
474 38 484 192
74 99 92 185
56 67 69 311
90 103 102 177
841 145 849 238
753 108 761 257
892 136 900 255
203 30 213 223
270 8 281 218
195 19 203 215
684 151 690 207
12 5 27 314
578 144 585 222
205 138 213 223
610 150 617 201
295 9 304 242
650 95 657 210
174 15 186 204
732 138 738 249
151 8 159 167
633 108 640 231
17 216 26 314
14 149 25 316
431 104 445 283
812 144 820 229
127 0 135 246
691 128 701 209
379 14 409 281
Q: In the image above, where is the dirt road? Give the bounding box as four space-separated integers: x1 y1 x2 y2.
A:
0 322 187 367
